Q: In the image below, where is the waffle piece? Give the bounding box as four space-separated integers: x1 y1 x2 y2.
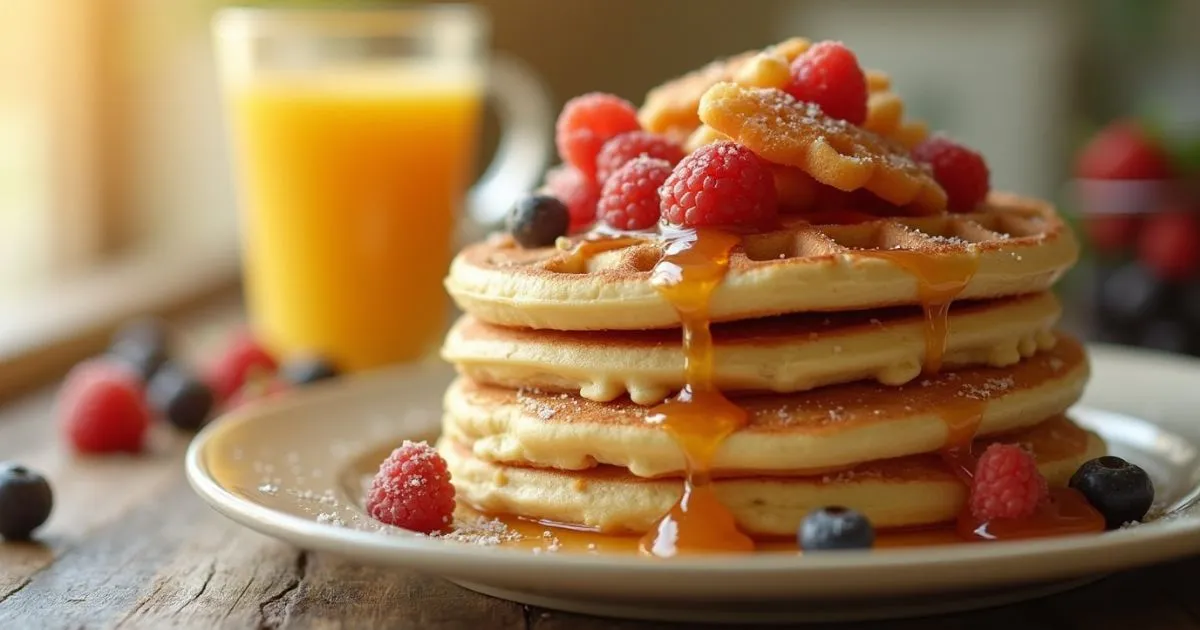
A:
699 82 946 213
442 415 1104 535
639 38 811 137
445 192 1078 331
443 293 1061 405
442 335 1088 477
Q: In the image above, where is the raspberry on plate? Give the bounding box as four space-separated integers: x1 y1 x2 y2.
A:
545 165 601 233
207 331 278 403
969 444 1048 521
555 93 641 181
912 135 991 212
783 41 868 124
660 142 778 228
58 359 152 454
598 156 673 231
595 131 685 184
366 440 455 534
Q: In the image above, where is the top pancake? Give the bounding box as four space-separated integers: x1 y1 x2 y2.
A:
445 192 1077 331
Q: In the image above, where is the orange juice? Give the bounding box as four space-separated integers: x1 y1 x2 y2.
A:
228 72 482 371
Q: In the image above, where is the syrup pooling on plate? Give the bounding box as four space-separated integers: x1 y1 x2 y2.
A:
641 228 755 556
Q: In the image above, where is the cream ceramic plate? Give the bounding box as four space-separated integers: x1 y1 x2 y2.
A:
186 347 1200 624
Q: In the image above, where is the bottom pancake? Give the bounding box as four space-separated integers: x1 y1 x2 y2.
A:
440 416 1104 536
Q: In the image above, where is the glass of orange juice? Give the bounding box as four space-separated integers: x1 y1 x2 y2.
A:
213 5 549 371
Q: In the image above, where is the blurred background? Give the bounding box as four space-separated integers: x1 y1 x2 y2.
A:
1 0 1198 391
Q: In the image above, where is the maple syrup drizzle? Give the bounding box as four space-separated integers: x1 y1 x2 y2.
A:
640 228 755 557
862 251 979 374
558 234 648 271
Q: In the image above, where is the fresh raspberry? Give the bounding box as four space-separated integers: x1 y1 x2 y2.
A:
366 441 455 533
783 41 868 124
555 93 641 180
660 142 778 228
1138 210 1200 280
598 157 672 230
594 131 685 184
912 136 991 212
545 165 600 232
207 331 278 403
969 444 1048 521
1084 214 1142 255
1076 120 1173 180
58 359 152 454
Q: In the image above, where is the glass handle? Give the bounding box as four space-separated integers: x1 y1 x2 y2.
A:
466 53 553 230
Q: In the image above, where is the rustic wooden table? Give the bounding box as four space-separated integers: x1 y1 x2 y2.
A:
2 307 1200 629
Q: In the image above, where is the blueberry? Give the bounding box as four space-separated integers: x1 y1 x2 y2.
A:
1100 263 1166 325
798 506 874 551
507 194 570 249
0 463 53 540
147 363 215 431
1139 319 1192 354
1069 456 1155 530
108 317 172 381
281 355 340 386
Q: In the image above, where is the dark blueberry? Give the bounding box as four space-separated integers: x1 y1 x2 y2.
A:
108 317 172 381
1069 456 1155 530
1099 263 1166 325
507 194 570 249
1139 319 1191 354
1181 282 1200 329
147 363 215 431
0 463 53 540
281 355 340 386
798 506 874 551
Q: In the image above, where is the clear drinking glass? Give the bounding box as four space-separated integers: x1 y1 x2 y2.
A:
213 5 550 371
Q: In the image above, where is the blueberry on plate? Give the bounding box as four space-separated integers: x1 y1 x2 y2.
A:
108 317 172 381
281 355 340 386
0 463 53 540
507 194 570 249
1069 456 1155 530
147 363 215 431
798 506 874 551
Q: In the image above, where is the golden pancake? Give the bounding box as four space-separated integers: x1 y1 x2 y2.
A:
443 293 1060 405
445 193 1077 331
441 416 1105 535
443 335 1088 477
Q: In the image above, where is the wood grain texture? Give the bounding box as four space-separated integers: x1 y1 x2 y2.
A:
2 306 1200 628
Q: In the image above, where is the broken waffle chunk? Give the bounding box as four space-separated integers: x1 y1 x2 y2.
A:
699 82 946 214
864 91 904 136
683 124 731 153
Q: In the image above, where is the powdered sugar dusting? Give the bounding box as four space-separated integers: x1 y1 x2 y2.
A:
958 376 1015 400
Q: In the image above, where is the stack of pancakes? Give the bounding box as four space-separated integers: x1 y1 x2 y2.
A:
439 193 1102 538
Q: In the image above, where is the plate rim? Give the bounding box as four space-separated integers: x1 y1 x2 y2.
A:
184 343 1200 595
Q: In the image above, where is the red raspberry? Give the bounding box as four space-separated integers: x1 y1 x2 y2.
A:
1138 210 1200 280
555 93 641 181
366 441 455 533
660 142 778 228
207 331 278 404
1084 214 1142 255
595 131 685 184
912 136 991 212
783 41 868 124
58 359 152 454
545 165 600 232
598 157 672 230
969 444 1048 521
1076 120 1173 180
